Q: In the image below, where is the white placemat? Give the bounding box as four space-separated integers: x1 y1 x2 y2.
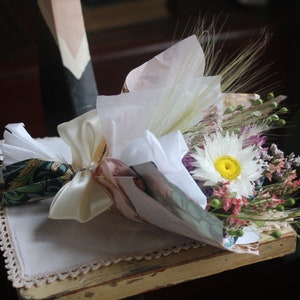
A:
0 197 201 288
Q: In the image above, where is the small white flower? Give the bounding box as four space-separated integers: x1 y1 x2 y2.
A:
191 131 263 198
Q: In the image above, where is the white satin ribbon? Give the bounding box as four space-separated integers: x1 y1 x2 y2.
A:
48 109 113 222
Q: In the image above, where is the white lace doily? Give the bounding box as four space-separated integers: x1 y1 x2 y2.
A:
0 197 202 289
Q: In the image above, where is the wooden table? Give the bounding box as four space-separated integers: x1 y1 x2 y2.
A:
17 228 297 300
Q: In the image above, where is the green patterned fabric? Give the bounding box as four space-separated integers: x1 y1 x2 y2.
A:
1 159 74 205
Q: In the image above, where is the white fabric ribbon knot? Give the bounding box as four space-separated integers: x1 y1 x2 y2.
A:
49 109 113 222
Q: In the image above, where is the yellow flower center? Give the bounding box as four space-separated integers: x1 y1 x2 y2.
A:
214 155 241 181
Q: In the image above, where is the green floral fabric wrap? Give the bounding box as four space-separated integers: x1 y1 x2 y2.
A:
1 159 74 205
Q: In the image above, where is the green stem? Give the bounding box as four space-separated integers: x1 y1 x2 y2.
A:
211 211 292 222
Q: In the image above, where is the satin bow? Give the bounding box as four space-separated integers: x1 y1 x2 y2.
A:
48 109 113 222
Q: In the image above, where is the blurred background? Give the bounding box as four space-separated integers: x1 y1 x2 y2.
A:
0 0 300 299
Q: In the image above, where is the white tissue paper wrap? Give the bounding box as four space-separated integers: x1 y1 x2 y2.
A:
1 123 69 165
0 34 260 258
118 130 207 209
124 34 205 91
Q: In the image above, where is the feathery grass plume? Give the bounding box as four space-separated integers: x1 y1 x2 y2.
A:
192 14 282 96
149 15 285 140
177 15 290 148
192 13 227 77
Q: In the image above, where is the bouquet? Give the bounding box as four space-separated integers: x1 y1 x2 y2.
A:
1 28 300 255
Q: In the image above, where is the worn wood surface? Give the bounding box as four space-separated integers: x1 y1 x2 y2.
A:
18 229 297 300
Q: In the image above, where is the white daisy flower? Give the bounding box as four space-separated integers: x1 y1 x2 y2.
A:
191 131 263 198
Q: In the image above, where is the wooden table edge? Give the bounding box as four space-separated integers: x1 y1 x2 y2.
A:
18 230 297 300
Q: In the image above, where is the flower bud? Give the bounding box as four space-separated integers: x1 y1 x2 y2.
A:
279 107 288 114
284 197 296 206
270 114 279 121
276 119 286 126
271 230 281 238
229 229 244 237
269 101 278 109
210 198 222 209
276 204 285 211
224 106 235 114
254 99 263 105
267 92 275 100
236 104 244 111
234 128 241 135
235 229 244 237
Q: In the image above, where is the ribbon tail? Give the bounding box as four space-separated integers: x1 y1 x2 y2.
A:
49 170 113 222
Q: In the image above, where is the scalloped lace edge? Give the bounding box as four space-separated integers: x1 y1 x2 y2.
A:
0 205 204 289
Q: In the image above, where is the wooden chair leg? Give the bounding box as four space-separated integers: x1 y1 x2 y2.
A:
37 0 98 136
